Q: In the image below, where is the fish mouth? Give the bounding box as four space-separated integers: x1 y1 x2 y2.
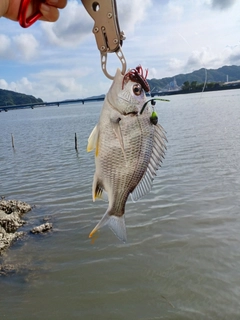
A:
123 111 138 116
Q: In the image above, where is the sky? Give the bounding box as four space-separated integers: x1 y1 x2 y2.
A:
0 0 240 101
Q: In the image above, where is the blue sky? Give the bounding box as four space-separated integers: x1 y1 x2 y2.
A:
0 0 240 101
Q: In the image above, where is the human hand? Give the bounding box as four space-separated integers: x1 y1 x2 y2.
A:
2 0 67 23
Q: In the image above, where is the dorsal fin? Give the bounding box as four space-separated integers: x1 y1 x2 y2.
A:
130 123 167 202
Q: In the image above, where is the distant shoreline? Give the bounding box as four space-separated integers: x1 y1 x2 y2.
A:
150 83 240 97
1 83 239 112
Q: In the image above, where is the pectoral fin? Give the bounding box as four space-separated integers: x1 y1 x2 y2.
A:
111 118 127 162
87 125 99 155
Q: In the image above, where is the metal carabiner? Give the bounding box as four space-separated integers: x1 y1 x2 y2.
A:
18 0 42 28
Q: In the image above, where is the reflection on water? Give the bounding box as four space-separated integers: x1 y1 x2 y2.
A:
0 90 240 319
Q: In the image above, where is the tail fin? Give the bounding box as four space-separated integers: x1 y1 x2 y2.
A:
89 210 127 242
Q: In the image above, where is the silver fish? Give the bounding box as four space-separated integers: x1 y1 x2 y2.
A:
87 67 167 242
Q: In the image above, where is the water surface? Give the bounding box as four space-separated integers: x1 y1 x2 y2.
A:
1 89 240 319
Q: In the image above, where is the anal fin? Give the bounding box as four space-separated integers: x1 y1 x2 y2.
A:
92 174 108 202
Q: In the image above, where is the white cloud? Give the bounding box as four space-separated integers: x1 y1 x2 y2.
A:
0 79 8 89
3 77 33 95
117 0 152 34
167 58 185 74
40 0 92 47
184 45 240 73
0 34 11 58
12 34 39 60
210 0 237 10
0 32 40 61
19 77 33 90
40 0 153 47
186 47 217 69
148 67 158 79
165 2 184 21
223 45 240 65
33 66 92 80
55 77 80 93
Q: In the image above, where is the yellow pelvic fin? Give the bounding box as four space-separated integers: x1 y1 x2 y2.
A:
95 138 99 157
87 125 99 152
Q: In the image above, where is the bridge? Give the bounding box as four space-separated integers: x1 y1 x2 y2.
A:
0 89 178 113
0 96 105 112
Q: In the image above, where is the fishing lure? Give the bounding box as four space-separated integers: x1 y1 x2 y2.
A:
140 98 170 125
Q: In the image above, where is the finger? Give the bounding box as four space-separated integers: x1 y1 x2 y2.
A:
46 0 67 9
39 3 59 22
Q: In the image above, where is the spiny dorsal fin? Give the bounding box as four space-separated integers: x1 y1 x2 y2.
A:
130 123 167 202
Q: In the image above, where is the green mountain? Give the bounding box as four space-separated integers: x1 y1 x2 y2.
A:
0 89 43 106
147 65 240 91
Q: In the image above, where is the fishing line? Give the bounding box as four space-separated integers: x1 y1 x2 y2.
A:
140 98 170 115
140 98 170 125
177 32 208 96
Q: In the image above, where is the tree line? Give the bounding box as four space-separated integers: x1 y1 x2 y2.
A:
181 81 222 92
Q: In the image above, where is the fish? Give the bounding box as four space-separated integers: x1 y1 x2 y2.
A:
87 66 167 242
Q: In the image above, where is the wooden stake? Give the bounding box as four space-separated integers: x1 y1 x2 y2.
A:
75 133 78 151
11 134 14 149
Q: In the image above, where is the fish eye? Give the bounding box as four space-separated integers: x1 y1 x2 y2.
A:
133 84 142 96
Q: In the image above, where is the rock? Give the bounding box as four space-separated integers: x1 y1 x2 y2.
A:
0 199 31 255
31 223 53 234
0 262 35 277
0 199 54 257
0 263 16 276
0 226 24 252
0 210 25 232
0 199 31 215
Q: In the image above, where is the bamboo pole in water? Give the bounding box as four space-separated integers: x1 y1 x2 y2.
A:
11 134 14 149
75 133 78 151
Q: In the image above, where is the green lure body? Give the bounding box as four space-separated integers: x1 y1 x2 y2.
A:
150 110 158 125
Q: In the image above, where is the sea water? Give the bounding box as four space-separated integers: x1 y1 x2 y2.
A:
0 89 240 319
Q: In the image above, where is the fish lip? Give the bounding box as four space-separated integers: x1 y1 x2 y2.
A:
123 111 138 116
